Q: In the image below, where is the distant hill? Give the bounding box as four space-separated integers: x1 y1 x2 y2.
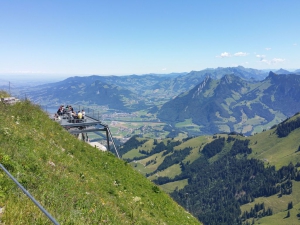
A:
23 73 186 110
120 112 300 225
0 98 200 224
275 68 291 74
294 69 300 74
26 77 146 111
157 72 300 135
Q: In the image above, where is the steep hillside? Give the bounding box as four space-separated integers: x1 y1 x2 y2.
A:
248 112 300 168
120 113 300 225
0 98 200 224
158 72 300 136
259 72 300 116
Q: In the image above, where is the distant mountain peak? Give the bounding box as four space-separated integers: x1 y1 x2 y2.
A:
275 68 290 74
266 71 278 79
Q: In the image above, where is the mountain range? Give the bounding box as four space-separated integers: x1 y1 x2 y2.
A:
20 66 300 136
23 66 267 109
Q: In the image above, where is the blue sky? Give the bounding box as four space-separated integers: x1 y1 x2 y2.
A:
0 0 299 79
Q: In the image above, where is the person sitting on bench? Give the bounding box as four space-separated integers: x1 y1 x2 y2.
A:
72 111 77 119
57 106 63 116
81 109 85 119
77 111 82 120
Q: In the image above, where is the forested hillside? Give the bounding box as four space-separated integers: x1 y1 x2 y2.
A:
121 112 300 225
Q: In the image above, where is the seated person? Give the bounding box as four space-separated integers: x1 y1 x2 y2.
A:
72 111 77 119
53 113 61 121
62 106 67 114
57 107 63 116
77 111 83 120
68 109 72 118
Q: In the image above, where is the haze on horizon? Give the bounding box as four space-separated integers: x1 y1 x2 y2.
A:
0 0 299 80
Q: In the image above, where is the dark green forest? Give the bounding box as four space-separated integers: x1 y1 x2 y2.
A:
151 137 298 225
276 113 300 137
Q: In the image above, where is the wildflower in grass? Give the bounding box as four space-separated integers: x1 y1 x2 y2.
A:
130 196 143 220
132 196 141 202
15 116 20 125
113 180 121 186
89 203 96 213
117 191 123 198
3 128 11 136
100 198 105 206
48 161 55 167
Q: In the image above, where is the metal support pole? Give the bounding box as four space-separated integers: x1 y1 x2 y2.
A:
106 126 120 158
105 128 110 151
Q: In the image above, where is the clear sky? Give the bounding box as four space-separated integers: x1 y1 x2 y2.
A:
0 0 299 79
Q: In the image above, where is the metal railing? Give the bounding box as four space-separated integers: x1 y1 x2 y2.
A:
41 104 120 158
70 106 121 157
0 163 60 225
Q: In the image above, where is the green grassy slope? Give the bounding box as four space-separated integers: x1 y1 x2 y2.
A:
248 114 300 169
123 135 214 184
0 99 200 224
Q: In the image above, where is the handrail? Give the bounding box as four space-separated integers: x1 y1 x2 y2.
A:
0 163 60 225
43 105 121 158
